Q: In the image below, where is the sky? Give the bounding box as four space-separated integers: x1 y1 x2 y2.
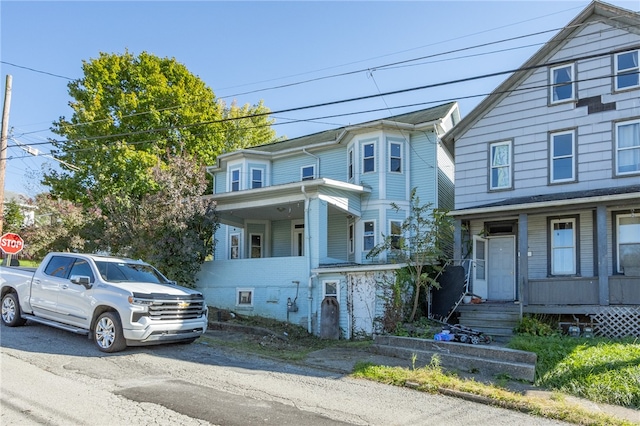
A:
1 0 639 197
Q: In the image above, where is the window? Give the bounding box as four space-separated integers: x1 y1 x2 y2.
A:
616 119 640 175
390 220 402 249
44 256 75 278
250 234 262 258
550 130 575 183
251 168 263 189
348 223 355 254
550 218 576 275
363 221 375 250
389 142 402 173
301 165 315 181
348 149 354 180
230 233 240 259
69 259 95 283
550 63 575 103
237 288 253 306
617 213 640 274
615 50 639 90
489 141 512 190
363 143 375 173
323 280 339 299
230 169 240 192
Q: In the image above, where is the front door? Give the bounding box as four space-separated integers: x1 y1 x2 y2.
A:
487 236 516 301
472 235 488 298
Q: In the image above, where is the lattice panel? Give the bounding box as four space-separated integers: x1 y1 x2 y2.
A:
589 307 640 338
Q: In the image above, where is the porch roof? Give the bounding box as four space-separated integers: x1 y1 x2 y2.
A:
205 178 370 223
450 184 640 220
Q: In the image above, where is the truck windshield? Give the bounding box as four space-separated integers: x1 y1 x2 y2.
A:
95 261 171 284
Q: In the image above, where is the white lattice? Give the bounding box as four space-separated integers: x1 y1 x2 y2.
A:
589 306 640 338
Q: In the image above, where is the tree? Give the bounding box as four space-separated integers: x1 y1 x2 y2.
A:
98 155 218 287
367 188 454 322
45 51 278 206
1 200 25 233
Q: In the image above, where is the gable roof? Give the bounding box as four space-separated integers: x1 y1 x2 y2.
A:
218 101 458 158
441 0 640 152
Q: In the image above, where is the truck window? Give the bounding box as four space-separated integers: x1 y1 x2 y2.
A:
69 259 95 283
44 256 76 278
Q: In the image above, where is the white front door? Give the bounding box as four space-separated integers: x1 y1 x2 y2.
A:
487 236 516 301
349 274 376 338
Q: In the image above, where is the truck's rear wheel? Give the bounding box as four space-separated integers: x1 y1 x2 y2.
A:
94 312 127 353
1 292 27 327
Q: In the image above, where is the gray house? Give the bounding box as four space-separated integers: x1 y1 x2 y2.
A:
197 102 460 338
442 1 640 337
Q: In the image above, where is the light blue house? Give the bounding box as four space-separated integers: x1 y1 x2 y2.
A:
196 102 460 338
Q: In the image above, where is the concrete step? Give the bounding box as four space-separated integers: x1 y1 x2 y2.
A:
372 335 536 382
458 312 521 321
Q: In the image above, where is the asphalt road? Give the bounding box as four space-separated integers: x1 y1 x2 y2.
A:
0 322 568 426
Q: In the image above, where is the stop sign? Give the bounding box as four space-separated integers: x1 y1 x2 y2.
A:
0 232 24 255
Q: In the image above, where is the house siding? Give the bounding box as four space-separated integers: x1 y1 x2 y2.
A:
409 131 438 205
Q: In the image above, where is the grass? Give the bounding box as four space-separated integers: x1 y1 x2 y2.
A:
508 335 640 409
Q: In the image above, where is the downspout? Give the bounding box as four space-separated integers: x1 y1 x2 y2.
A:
302 148 320 178
301 185 315 333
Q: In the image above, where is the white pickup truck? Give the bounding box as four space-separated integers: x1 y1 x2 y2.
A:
0 252 208 352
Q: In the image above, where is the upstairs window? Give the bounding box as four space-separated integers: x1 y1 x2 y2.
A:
230 169 241 192
348 223 355 254
348 149 354 180
301 165 315 181
616 119 640 176
363 143 375 173
550 63 575 103
251 168 263 189
489 141 512 190
615 50 639 91
363 221 375 251
550 130 575 183
550 218 577 275
389 142 402 173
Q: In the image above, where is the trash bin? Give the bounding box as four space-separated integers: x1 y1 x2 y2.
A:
320 297 339 340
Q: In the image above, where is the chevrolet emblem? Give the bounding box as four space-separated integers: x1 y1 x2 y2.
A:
178 301 190 309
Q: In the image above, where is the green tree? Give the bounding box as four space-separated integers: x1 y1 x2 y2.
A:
1 200 25 233
98 155 218 287
45 51 277 206
367 188 454 322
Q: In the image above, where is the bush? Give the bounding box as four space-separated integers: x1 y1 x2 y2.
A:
514 315 558 336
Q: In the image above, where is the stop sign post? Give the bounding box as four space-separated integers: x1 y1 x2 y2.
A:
1 233 24 266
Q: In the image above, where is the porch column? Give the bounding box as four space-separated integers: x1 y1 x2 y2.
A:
307 197 328 269
518 213 529 306
596 205 609 305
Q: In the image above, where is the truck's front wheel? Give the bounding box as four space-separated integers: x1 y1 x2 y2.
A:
1 292 27 327
94 312 127 353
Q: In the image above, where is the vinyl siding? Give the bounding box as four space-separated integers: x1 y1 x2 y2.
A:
454 20 640 210
409 131 438 205
271 220 291 257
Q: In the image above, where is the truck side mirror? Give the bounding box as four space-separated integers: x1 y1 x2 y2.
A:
70 275 92 289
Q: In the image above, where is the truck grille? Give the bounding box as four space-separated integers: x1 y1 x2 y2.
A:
132 293 206 320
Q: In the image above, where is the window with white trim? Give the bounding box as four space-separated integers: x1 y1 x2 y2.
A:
550 63 575 103
550 218 576 275
615 50 639 91
617 213 640 274
230 168 241 192
230 233 240 259
323 280 339 299
363 221 375 251
616 119 640 175
348 149 354 180
236 288 254 306
363 143 375 173
250 234 262 258
301 165 315 181
251 168 263 189
489 141 512 190
390 220 402 249
550 130 575 183
389 142 402 173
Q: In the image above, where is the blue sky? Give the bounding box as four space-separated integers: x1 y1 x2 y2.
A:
1 0 639 196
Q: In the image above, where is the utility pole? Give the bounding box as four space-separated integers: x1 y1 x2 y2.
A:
0 74 13 235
